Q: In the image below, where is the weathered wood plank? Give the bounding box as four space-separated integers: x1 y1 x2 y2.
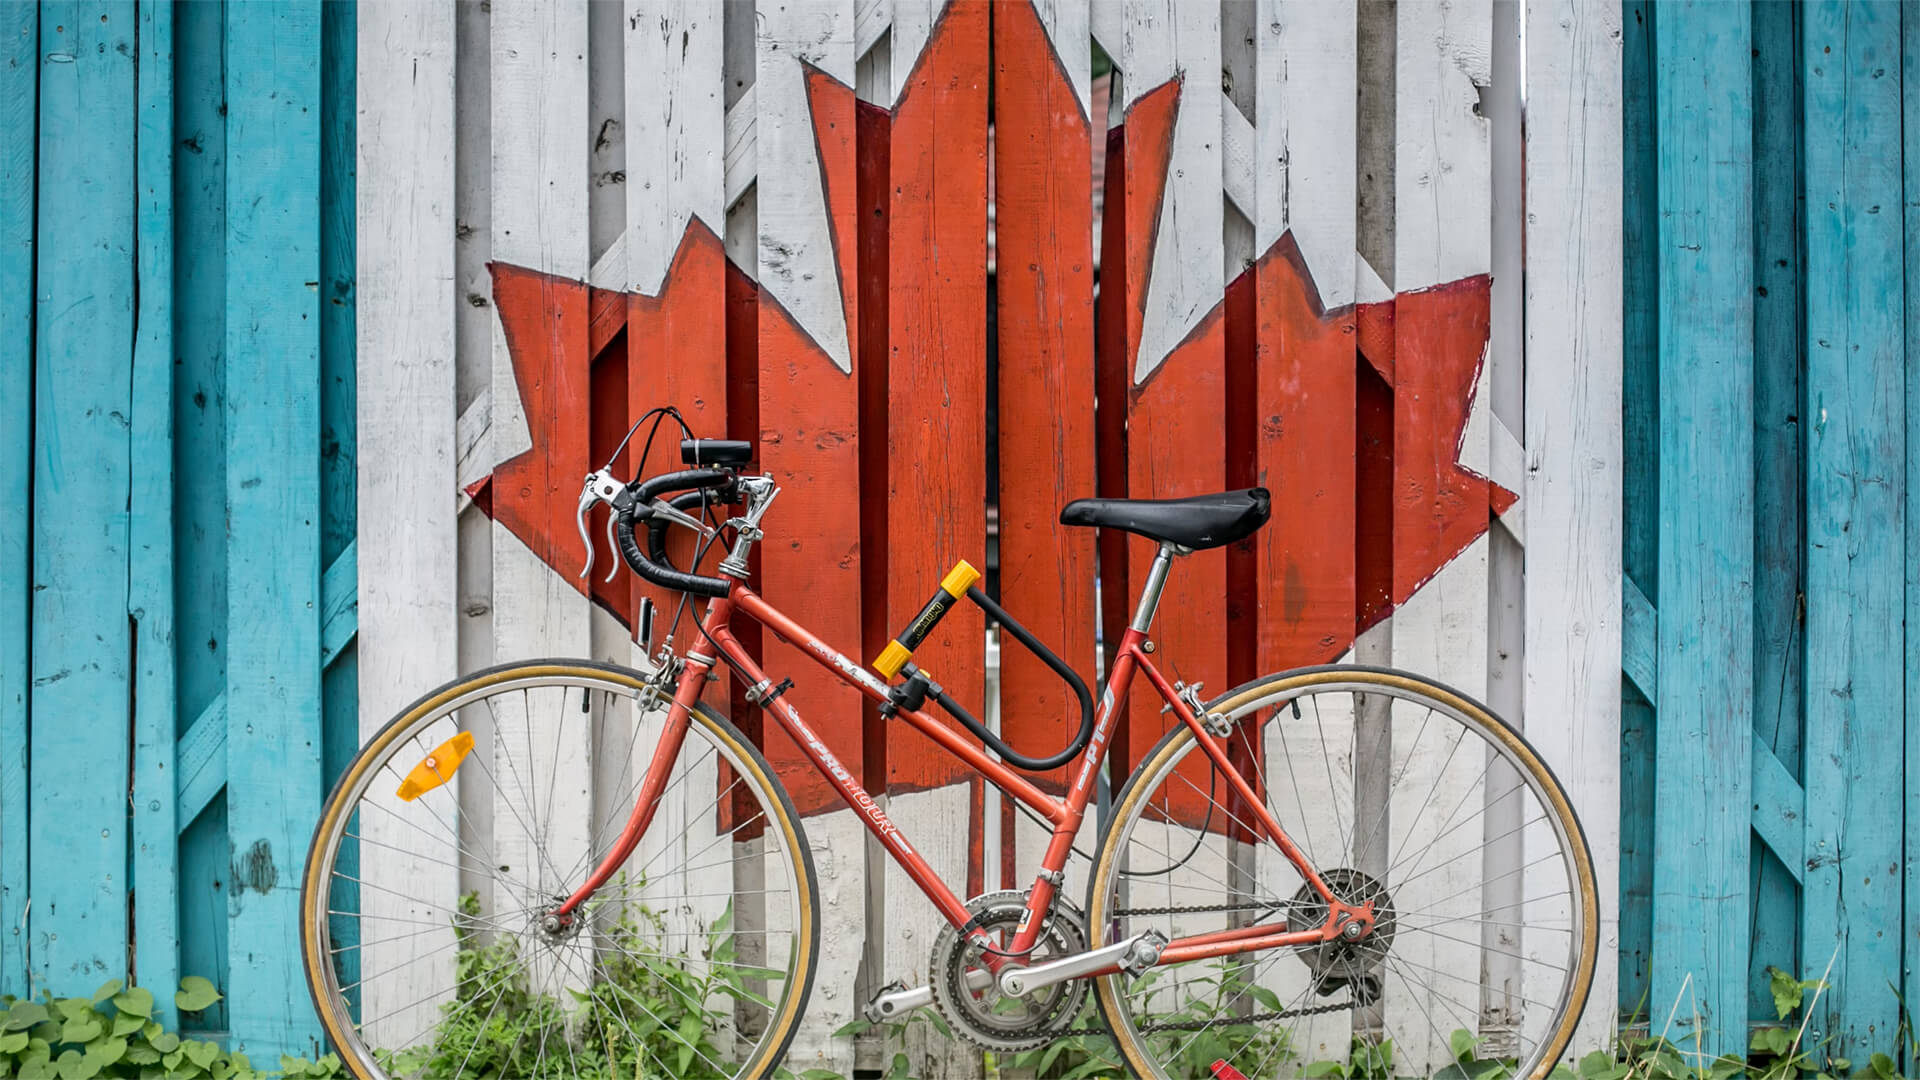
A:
31 0 137 992
1621 575 1655 702
0 0 35 994
1522 0 1623 1055
994 0 1095 796
1385 1 1494 1065
488 0 594 1029
883 5 989 1072
623 0 730 657
1106 0 1228 781
356 0 458 1047
1905 0 1920 1038
1617 0 1657 1015
129 0 180 1024
172 0 235 1018
1652 0 1754 1050
1747 0 1804 1022
1253 0 1356 676
1799 0 1905 1058
753 2 865 1069
222 0 325 1053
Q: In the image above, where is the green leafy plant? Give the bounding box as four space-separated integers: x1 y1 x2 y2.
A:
0 979 342 1080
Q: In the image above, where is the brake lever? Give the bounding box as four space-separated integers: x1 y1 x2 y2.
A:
576 469 627 580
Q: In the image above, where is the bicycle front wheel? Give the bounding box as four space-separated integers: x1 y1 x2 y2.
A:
300 660 819 1080
1086 666 1597 1080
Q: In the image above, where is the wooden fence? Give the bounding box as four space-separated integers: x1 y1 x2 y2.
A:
0 0 356 1061
356 0 1622 1072
1618 0 1920 1062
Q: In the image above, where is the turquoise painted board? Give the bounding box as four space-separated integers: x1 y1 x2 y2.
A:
1 0 354 1057
1906 0 1920 1042
1747 0 1804 1024
1652 0 1755 1052
171 0 233 1031
221 0 326 1058
1800 0 1905 1057
31 0 138 990
130 0 181 1032
1618 0 1658 1017
0 0 36 994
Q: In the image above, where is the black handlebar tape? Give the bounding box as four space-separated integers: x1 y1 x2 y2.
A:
872 560 983 679
630 467 733 505
646 488 720 571
965 585 1097 765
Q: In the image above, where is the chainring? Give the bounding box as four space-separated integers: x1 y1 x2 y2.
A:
929 890 1091 1052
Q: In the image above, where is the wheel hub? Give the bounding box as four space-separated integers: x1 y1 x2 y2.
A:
929 891 1089 1052
1287 868 1396 999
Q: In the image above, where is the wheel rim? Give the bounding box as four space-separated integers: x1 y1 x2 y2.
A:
1090 672 1593 1080
303 670 810 1080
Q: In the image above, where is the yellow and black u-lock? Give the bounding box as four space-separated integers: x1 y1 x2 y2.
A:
872 559 982 679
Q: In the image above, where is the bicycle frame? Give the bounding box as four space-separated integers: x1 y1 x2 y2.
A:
556 547 1374 977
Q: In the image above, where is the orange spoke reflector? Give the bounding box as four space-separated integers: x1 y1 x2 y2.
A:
396 731 475 802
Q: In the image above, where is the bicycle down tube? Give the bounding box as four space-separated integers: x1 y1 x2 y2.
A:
554 574 1370 974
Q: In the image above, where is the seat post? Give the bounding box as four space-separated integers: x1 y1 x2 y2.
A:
1129 544 1181 634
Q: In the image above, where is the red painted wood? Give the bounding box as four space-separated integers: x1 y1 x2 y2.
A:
857 99 892 801
756 68 867 817
628 224 732 663
1255 236 1356 673
1094 122 1131 762
1109 79 1229 783
488 264 593 594
885 1 989 795
724 257 763 835
1390 276 1494 606
992 0 1095 794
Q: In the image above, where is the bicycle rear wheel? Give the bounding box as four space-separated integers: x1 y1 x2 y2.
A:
300 660 818 1080
1086 666 1596 1080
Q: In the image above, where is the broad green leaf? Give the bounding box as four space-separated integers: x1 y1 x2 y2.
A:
113 988 154 1020
185 1041 221 1070
110 1013 146 1038
1768 967 1802 1020
85 986 119 1009
174 980 220 1015
57 1017 100 1045
1871 1052 1897 1079
149 1033 179 1054
0 1032 27 1054
124 1046 161 1066
0 1010 44 1037
1450 1029 1481 1062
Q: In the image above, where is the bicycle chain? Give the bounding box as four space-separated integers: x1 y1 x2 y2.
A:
1053 998 1355 1038
1058 901 1350 1036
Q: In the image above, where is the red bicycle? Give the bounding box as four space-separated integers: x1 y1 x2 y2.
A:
302 424 1596 1080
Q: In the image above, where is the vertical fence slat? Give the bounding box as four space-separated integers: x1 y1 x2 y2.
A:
992 0 1095 890
223 0 324 1053
1652 0 1754 1050
752 2 864 1069
129 0 180 1023
623 0 729 622
1747 0 1804 1024
1617 0 1657 1016
1522 0 1624 1055
487 0 595 1036
172 0 231 1024
1108 0 1227 775
1800 0 1905 1057
355 0 459 1040
1253 0 1356 675
31 0 137 992
0 0 34 997
884 7 989 1055
1387 2 1493 1065
1905 0 1920 1043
